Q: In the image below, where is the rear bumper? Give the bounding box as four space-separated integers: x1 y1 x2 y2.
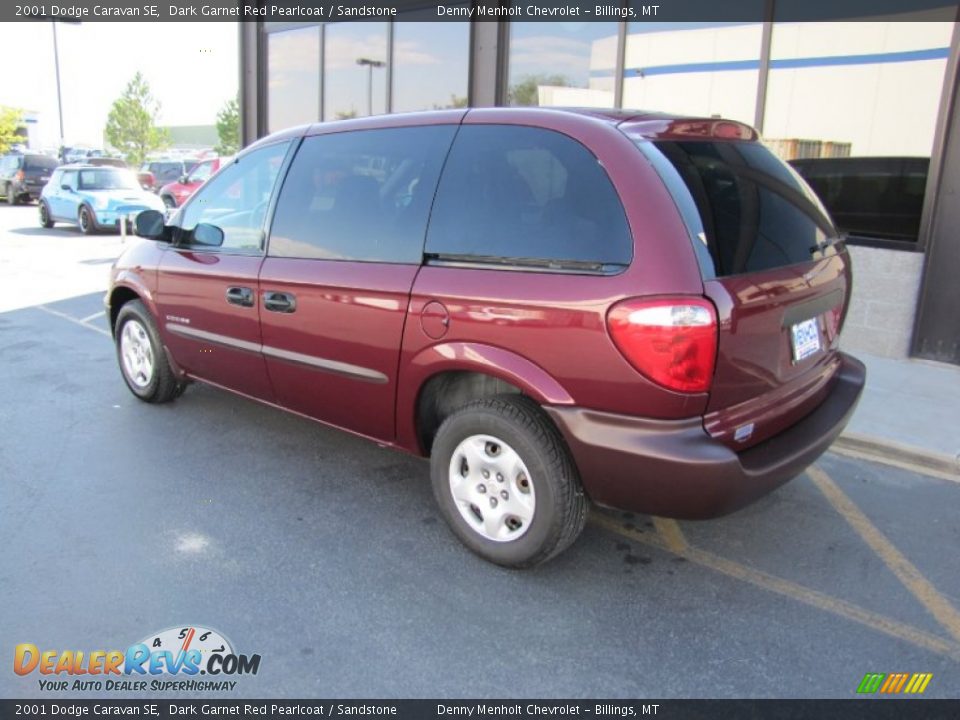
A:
546 352 866 520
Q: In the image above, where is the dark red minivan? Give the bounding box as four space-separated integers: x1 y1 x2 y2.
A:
108 108 865 567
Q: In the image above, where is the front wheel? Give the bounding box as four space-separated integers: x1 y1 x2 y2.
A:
39 201 54 228
115 299 185 403
79 206 96 234
6 184 17 205
430 396 587 568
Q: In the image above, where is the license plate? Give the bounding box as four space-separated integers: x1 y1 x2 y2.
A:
790 317 821 362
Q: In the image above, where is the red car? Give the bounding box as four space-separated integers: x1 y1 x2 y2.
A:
158 156 224 208
108 108 865 567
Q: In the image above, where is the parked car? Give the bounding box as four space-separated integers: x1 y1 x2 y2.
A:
108 108 865 567
86 157 129 169
39 164 166 234
0 153 59 204
789 156 929 244
158 157 223 208
138 159 197 194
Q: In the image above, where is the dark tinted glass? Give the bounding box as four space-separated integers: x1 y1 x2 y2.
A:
790 157 927 243
652 140 836 278
269 126 457 263
425 125 632 270
25 156 58 172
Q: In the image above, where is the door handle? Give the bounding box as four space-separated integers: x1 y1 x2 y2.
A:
226 286 254 308
263 291 296 313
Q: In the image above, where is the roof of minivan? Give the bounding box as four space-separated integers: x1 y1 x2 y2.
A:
247 107 759 153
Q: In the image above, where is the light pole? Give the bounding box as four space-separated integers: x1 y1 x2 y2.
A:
52 23 64 158
51 21 79 161
355 58 385 117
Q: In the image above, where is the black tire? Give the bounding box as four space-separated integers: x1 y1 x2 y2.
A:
115 299 185 403
39 201 54 228
6 184 17 205
430 395 587 568
161 194 176 209
78 205 96 234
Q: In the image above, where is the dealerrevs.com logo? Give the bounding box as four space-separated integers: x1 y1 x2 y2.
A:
14 626 261 692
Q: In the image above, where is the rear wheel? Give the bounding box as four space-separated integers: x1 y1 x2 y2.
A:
78 206 95 234
39 201 54 228
430 396 587 568
115 299 185 403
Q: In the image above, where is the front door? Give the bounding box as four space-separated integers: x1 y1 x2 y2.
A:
156 141 292 401
259 124 458 441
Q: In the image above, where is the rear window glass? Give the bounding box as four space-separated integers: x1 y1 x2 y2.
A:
25 156 58 172
425 125 632 272
789 157 927 243
648 140 837 278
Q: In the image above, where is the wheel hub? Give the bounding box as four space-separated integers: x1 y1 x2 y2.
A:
120 320 155 389
448 434 536 542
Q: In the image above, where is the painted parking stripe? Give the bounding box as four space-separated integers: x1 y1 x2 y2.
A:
808 465 960 644
80 310 106 324
36 305 111 338
591 513 960 661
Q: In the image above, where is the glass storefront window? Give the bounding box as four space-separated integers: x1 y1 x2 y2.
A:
622 21 764 125
507 21 618 108
267 26 320 134
392 20 470 112
324 22 389 120
764 21 953 243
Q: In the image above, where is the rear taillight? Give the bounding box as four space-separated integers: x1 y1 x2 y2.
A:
15 170 24 182
607 298 718 393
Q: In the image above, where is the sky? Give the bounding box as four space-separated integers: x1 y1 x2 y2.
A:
0 22 238 149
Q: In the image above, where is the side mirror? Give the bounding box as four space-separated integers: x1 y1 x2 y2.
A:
193 223 224 247
61 184 71 191
135 209 166 239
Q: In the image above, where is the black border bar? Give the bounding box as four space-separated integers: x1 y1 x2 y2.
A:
6 0 959 23
2 700 960 720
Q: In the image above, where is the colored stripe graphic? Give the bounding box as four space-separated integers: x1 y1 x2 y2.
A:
620 47 949 78
857 672 932 694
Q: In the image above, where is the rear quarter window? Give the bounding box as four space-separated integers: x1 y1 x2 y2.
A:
425 125 632 272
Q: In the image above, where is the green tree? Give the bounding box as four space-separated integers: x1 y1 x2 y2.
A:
0 106 24 154
104 72 169 166
215 96 240 155
507 74 570 107
433 94 468 110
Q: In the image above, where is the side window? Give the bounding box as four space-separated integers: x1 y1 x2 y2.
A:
179 142 290 253
425 125 633 270
62 171 77 190
187 161 213 184
268 125 457 263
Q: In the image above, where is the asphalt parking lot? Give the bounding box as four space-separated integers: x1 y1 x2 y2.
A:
1 203 958 699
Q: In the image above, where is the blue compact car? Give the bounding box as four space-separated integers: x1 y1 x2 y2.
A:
39 164 166 234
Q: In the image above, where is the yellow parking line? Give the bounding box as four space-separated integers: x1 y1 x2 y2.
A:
809 465 960 644
653 517 688 554
589 513 960 661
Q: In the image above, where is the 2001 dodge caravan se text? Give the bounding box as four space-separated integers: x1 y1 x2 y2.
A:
107 108 866 567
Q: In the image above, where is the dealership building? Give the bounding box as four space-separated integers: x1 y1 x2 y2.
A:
239 6 960 366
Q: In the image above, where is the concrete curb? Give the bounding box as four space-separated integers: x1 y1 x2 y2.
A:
832 432 960 482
